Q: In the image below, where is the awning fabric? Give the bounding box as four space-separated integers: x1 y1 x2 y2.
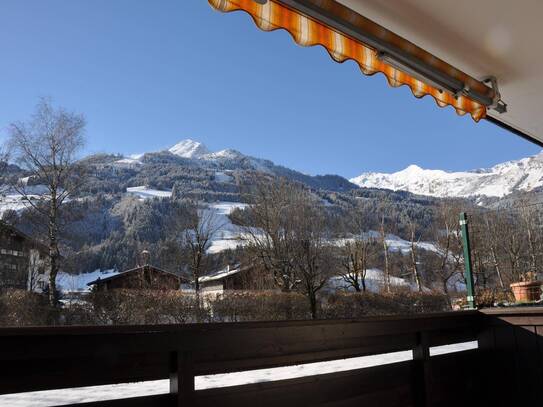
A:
208 0 492 122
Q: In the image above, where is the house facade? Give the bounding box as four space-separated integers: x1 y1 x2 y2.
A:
0 221 49 292
88 251 188 291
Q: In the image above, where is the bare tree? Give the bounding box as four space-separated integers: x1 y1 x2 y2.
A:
7 99 86 305
503 217 524 282
482 211 505 288
183 202 224 293
431 202 464 305
237 180 333 318
408 219 423 292
340 238 373 292
379 205 391 292
237 180 301 292
291 199 332 319
518 201 541 277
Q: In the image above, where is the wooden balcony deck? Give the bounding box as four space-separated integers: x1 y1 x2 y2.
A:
0 309 541 407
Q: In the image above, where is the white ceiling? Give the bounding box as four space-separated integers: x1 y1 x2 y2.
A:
338 0 543 143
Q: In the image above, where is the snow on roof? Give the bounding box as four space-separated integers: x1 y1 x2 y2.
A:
86 265 183 286
199 265 241 283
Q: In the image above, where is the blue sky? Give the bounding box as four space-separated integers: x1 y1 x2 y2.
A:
0 0 539 178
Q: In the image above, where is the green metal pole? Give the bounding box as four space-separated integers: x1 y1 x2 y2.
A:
459 212 476 309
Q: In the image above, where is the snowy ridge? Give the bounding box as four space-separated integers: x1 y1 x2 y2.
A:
202 148 244 161
110 139 274 173
350 151 543 198
169 139 210 158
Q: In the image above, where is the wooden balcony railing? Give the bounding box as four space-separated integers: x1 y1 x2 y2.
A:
0 309 541 407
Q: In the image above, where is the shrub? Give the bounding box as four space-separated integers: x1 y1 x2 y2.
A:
475 288 514 308
88 290 206 325
321 290 450 319
208 290 310 322
0 289 52 326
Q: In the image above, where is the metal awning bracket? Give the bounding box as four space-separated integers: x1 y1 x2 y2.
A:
482 76 507 114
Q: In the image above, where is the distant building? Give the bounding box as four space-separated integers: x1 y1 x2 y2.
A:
87 250 188 291
0 221 49 291
199 264 271 294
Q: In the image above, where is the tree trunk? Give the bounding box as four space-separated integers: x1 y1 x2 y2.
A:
282 286 293 320
308 290 317 320
442 279 452 308
352 274 361 292
48 189 59 307
490 247 505 288
383 243 390 292
410 230 423 292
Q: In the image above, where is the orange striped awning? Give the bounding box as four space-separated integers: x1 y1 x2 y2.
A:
209 0 495 122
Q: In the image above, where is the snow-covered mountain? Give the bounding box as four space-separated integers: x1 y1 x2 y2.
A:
168 139 210 158
350 152 543 198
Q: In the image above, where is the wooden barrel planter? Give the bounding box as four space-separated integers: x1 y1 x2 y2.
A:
510 281 542 302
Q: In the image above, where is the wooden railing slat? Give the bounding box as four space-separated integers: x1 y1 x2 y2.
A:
0 309 518 406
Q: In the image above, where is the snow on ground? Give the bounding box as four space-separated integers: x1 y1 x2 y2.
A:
0 193 32 215
203 202 251 254
327 268 411 293
214 171 233 183
114 157 142 168
0 342 477 406
0 185 51 215
334 231 440 255
126 186 172 200
57 269 118 293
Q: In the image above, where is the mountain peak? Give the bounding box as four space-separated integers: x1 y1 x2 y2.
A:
401 164 423 173
168 139 210 158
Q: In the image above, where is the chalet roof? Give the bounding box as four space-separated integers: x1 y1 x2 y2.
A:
0 220 49 255
87 264 188 286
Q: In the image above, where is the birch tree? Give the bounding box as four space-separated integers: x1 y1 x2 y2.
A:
7 99 86 306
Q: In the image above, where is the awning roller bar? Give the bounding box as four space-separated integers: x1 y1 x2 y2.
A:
273 0 506 113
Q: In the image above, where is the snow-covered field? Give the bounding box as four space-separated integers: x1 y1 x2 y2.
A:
334 231 441 255
327 268 411 293
57 269 118 293
203 201 250 254
0 185 50 215
214 171 233 183
122 190 248 254
0 193 31 215
126 186 172 200
0 341 477 406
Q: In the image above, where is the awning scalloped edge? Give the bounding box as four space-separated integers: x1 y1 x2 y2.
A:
209 0 487 122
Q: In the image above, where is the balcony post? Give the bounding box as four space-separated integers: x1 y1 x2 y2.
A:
170 351 195 406
412 331 430 407
460 212 476 309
